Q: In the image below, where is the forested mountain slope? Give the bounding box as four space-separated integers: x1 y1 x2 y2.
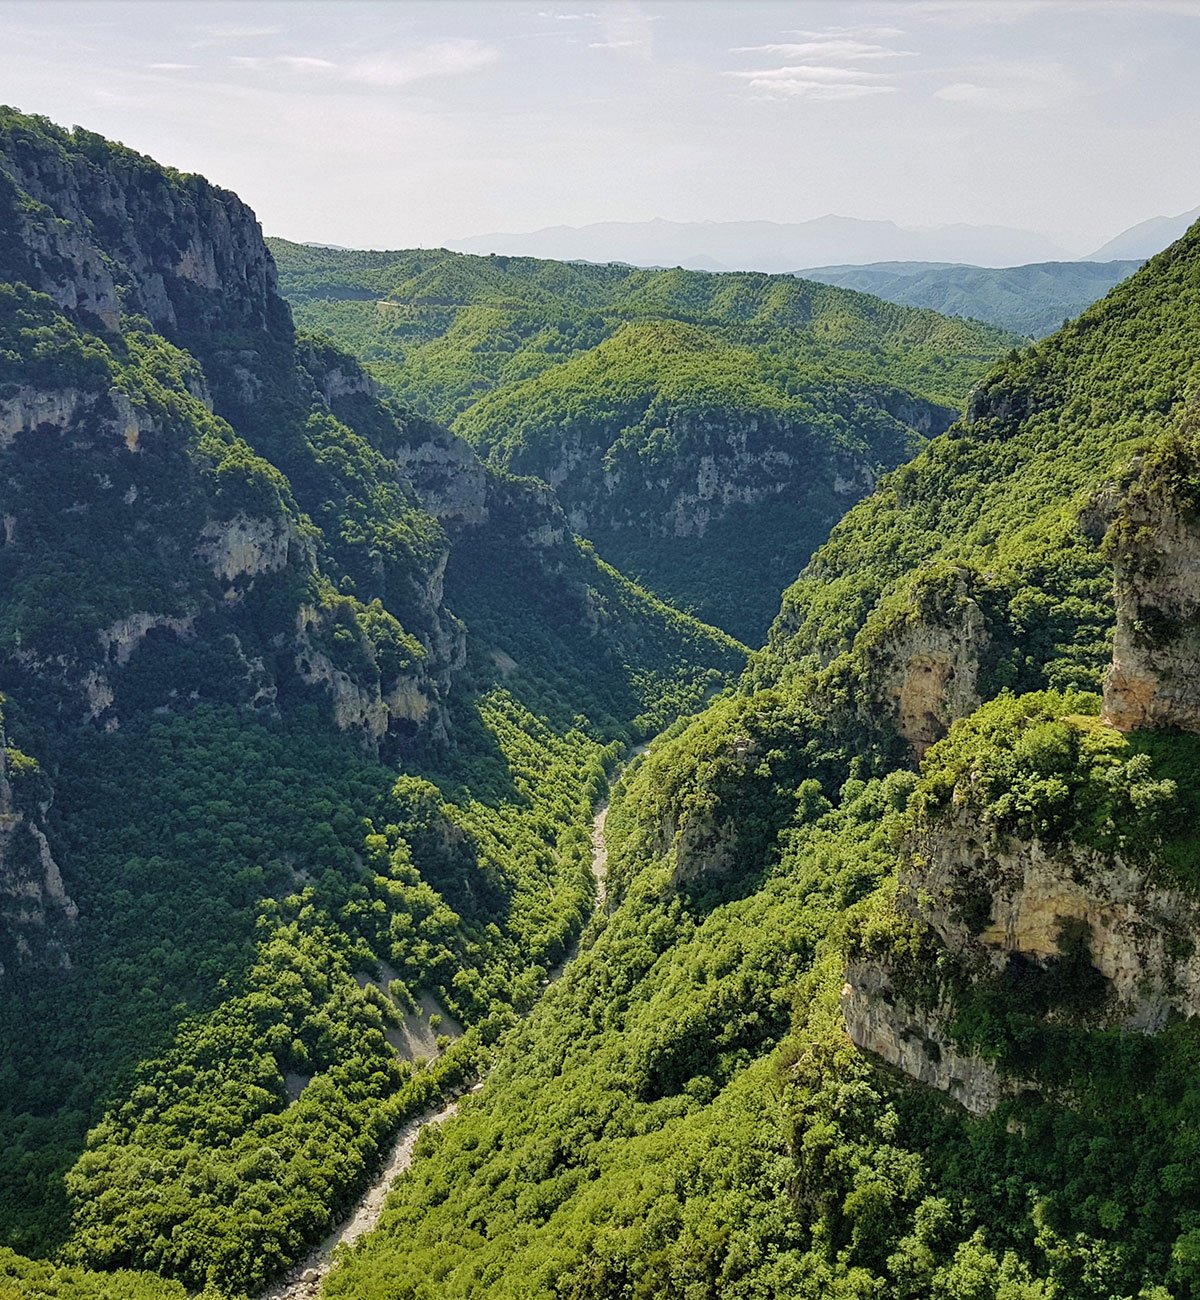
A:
0 108 741 1296
801 258 1142 338
328 219 1200 1298
271 241 1016 641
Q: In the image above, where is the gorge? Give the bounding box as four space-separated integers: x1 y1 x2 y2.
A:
4 99 1200 1300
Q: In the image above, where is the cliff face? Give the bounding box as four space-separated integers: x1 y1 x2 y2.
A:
0 725 75 979
0 112 466 756
842 451 1200 1108
0 113 284 341
1102 434 1200 733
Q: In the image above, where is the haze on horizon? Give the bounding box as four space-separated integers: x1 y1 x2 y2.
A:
2 0 1200 258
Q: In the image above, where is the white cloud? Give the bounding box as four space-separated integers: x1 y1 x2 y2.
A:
228 41 499 88
934 60 1080 111
594 1 654 58
726 23 911 101
785 26 906 41
536 10 599 18
728 64 897 100
148 62 196 71
733 40 914 60
345 42 499 86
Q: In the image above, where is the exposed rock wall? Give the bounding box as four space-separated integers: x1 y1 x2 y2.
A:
904 811 1200 1031
0 731 75 978
197 512 299 587
511 408 919 545
393 425 490 527
1103 453 1200 732
293 605 449 747
0 122 285 339
814 565 990 764
841 961 1005 1116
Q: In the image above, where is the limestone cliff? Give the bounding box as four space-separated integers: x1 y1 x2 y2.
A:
0 724 74 978
1102 428 1200 732
0 112 464 752
843 692 1200 1111
0 114 284 341
811 565 990 767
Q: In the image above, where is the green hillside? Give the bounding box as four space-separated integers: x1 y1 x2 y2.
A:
802 259 1143 339
271 242 1016 641
0 108 741 1296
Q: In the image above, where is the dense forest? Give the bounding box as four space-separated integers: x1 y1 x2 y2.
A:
801 259 1142 338
5 97 1200 1300
270 241 1017 641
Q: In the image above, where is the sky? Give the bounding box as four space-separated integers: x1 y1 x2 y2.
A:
3 0 1200 253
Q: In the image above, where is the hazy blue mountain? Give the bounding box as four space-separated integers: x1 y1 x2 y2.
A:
449 215 1072 273
1087 205 1200 260
800 258 1142 337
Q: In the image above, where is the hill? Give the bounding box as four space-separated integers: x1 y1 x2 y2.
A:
801 258 1141 338
0 107 742 1295
271 241 1017 641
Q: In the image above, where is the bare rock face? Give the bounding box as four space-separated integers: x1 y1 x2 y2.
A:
0 123 285 340
844 729 1200 1112
841 961 1005 1116
887 611 987 759
905 809 1200 1031
293 605 449 748
0 387 95 444
1103 446 1200 732
393 425 490 527
0 731 75 979
197 513 299 588
820 565 989 762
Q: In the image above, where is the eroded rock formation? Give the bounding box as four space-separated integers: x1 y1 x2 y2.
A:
1103 435 1200 732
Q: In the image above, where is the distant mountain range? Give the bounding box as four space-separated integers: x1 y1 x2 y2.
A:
800 259 1142 338
447 207 1200 275
448 216 1074 273
1085 205 1200 260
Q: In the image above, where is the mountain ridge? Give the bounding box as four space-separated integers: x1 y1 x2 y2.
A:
447 214 1075 273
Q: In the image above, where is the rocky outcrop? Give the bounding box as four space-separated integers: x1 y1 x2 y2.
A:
517 410 902 545
841 961 1005 1116
96 613 196 682
0 387 95 444
904 810 1200 1031
819 565 989 762
0 731 75 979
293 605 448 747
393 425 490 527
1102 445 1200 732
197 513 299 587
0 121 285 340
884 606 987 760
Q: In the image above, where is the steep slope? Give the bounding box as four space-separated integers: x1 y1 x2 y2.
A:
330 218 1200 1299
271 241 1016 641
0 108 741 1296
801 259 1141 338
452 318 938 642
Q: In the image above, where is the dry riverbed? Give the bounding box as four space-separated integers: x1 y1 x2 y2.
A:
260 757 631 1299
